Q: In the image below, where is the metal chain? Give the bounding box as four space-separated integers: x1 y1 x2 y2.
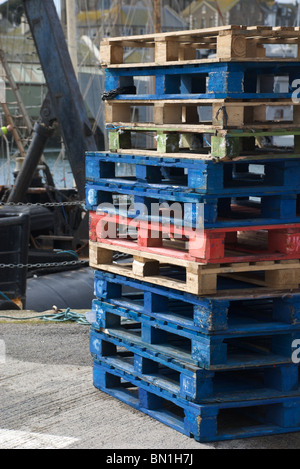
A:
0 201 87 269
0 260 89 269
0 201 86 207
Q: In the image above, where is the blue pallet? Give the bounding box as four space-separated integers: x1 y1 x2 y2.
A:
86 152 300 196
91 299 300 370
85 181 300 229
90 328 300 404
94 271 300 335
104 61 300 101
92 357 300 442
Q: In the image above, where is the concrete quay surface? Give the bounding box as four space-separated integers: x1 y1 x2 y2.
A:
1 310 300 450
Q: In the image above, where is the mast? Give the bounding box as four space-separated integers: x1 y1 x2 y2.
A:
66 0 78 77
154 0 161 33
297 1 300 27
214 0 224 25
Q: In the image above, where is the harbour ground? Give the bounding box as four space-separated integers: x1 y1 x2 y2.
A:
1 311 300 450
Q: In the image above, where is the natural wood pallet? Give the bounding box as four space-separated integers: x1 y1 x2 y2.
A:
100 25 300 67
107 124 300 158
105 99 300 130
89 240 300 295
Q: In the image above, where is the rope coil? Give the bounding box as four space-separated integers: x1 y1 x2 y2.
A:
0 307 90 325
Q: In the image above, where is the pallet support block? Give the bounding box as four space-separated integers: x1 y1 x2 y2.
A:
109 129 132 151
156 132 180 153
217 32 247 59
192 336 228 368
187 264 218 296
261 195 297 220
266 401 300 428
105 102 131 122
89 242 113 265
211 135 241 158
264 264 300 289
264 365 299 392
188 231 225 260
155 39 180 63
143 291 169 315
133 257 160 277
269 229 300 255
185 407 218 441
101 43 121 64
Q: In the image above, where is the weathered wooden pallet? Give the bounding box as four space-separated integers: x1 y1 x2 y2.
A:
90 328 300 403
106 125 300 159
100 25 300 67
86 181 300 229
89 240 300 295
105 99 300 130
86 152 300 195
103 61 300 101
92 357 300 442
89 211 300 264
92 298 300 370
94 270 300 334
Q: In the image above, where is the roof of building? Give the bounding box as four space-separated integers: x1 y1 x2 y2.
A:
77 1 187 29
182 0 240 17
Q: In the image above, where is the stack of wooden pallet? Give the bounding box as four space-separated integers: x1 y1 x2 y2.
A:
86 26 300 442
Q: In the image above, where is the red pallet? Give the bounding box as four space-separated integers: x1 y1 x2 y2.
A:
89 211 300 264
